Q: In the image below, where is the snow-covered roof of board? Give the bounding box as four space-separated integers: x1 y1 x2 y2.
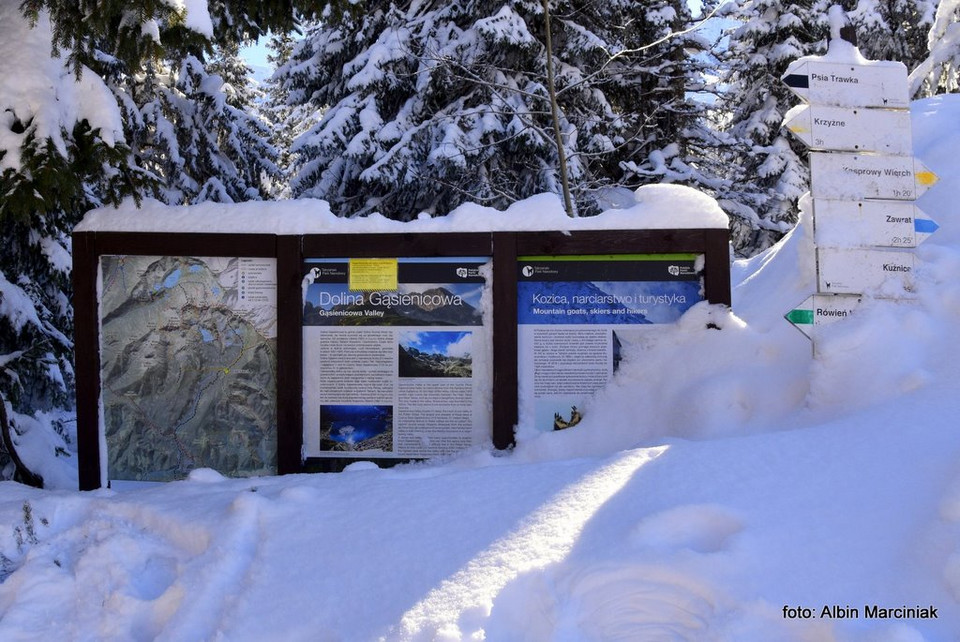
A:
75 185 729 235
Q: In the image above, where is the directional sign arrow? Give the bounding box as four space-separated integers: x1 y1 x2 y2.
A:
817 247 916 298
813 199 940 248
809 152 939 201
782 59 909 108
785 294 863 340
783 104 912 155
914 216 940 243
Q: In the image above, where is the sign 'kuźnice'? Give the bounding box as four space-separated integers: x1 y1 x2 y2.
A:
782 31 939 343
816 247 915 295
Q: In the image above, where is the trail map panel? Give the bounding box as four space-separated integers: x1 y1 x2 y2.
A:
100 255 278 482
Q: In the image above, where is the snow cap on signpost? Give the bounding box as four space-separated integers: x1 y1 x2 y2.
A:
829 5 857 47
781 5 910 110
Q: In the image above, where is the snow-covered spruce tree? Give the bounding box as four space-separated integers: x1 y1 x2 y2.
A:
716 0 829 255
263 26 324 198
1 7 146 481
277 0 710 218
108 53 280 204
849 0 936 71
26 0 283 205
909 0 960 95
4 1 284 482
22 0 308 74
200 44 283 201
617 0 734 203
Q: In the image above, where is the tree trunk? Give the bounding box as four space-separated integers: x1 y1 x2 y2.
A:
542 0 576 217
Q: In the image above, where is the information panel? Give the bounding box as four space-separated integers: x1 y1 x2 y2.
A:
517 254 703 432
99 255 278 482
302 257 492 459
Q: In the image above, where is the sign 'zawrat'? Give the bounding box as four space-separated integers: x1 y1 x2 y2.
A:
783 104 912 155
813 199 939 248
809 152 938 201
817 247 915 297
782 59 909 108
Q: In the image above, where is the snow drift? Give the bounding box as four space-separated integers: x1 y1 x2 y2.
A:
2 90 960 640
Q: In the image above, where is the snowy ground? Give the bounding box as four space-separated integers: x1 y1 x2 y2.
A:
3 92 960 640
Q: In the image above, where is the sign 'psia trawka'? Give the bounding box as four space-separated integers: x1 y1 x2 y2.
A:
782 59 909 108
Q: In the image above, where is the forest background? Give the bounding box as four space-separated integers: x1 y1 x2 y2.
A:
1 0 958 480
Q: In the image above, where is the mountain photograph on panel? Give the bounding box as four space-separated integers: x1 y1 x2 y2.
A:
319 405 394 453
398 331 473 378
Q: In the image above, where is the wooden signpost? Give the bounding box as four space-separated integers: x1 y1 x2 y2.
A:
782 59 910 108
782 46 938 340
808 152 938 201
813 200 939 248
817 247 915 295
785 294 863 340
783 104 912 154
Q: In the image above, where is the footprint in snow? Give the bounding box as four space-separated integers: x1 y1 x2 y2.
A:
629 504 743 554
